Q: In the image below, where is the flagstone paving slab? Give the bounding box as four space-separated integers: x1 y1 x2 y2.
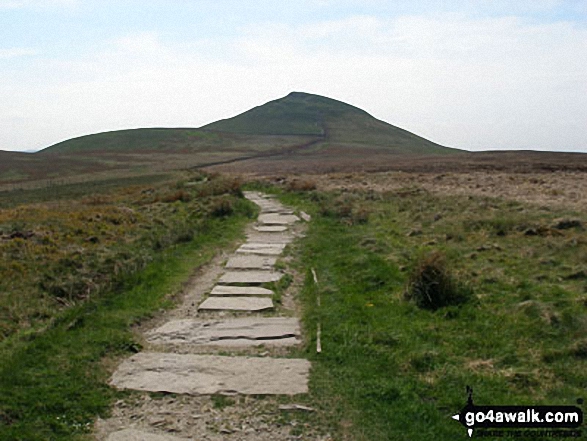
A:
254 205 294 214
254 226 288 232
147 317 301 347
239 243 286 249
218 270 283 284
107 429 189 441
198 297 274 312
110 353 310 395
258 214 300 225
225 255 277 270
246 233 294 244
236 243 285 256
210 285 274 296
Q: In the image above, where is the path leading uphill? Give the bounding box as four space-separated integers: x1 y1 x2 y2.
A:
95 192 328 441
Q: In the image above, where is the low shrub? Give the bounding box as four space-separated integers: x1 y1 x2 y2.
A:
404 251 471 310
286 179 317 192
319 195 371 225
160 190 191 203
210 197 233 217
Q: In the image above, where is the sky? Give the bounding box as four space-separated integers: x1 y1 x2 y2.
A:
1 0 586 152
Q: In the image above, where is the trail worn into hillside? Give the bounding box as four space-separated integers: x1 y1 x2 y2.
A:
190 136 325 171
95 192 329 441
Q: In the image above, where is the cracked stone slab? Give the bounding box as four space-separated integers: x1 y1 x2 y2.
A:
254 225 288 232
225 255 277 270
110 353 310 395
258 213 300 225
218 271 283 284
210 285 274 296
147 317 301 347
198 296 274 312
106 429 189 441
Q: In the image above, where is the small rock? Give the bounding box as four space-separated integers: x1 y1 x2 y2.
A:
553 219 583 230
8 231 34 239
148 417 168 426
565 270 587 280
407 229 422 237
279 404 315 412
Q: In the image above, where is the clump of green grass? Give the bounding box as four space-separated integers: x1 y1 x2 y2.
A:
404 251 471 310
265 272 294 305
211 395 235 409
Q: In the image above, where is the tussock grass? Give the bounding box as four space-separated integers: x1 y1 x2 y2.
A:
404 251 471 310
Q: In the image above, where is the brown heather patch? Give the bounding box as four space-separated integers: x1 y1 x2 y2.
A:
0 172 246 340
465 358 495 373
289 170 587 213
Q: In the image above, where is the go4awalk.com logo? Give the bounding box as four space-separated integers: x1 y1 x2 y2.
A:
451 387 584 438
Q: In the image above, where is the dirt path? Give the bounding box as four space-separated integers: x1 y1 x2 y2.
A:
94 192 329 441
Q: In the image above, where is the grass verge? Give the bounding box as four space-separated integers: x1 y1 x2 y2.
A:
257 183 587 440
0 188 253 440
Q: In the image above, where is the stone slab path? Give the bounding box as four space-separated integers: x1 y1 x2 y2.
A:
209 285 274 296
225 255 277 270
198 296 274 312
254 225 288 232
236 244 285 255
246 232 294 243
146 317 301 347
107 429 189 441
100 191 318 441
258 213 300 225
110 353 311 395
218 270 284 284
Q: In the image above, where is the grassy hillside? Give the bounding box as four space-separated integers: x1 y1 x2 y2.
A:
39 128 224 154
5 92 462 185
42 92 453 157
203 92 458 155
202 92 341 136
2 130 315 185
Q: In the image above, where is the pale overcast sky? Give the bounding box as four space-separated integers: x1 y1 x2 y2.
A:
1 0 586 152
